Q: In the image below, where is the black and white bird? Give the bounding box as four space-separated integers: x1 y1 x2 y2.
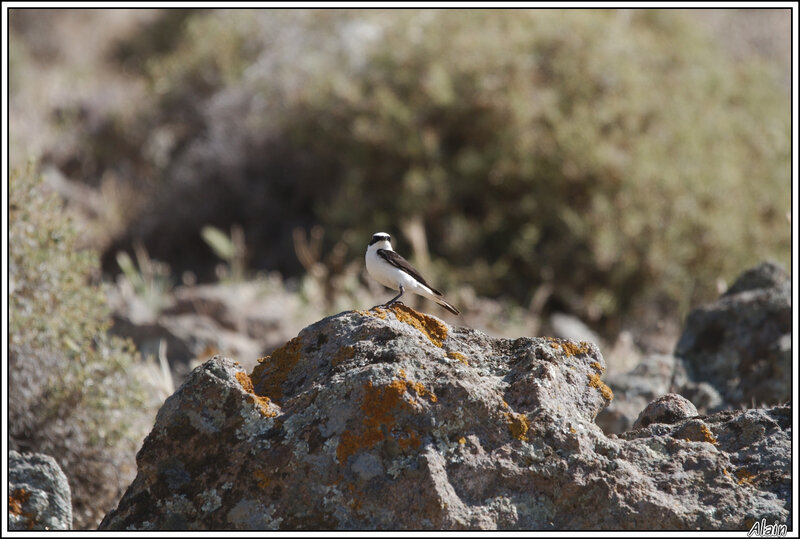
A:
365 232 460 315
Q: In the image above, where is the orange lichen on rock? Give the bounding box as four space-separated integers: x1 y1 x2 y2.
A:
394 427 422 451
361 307 388 320
675 421 718 445
236 370 256 393
253 469 271 489
9 488 35 529
332 345 355 367
699 424 718 445
337 371 437 462
365 379 410 425
338 427 385 464
548 338 591 357
9 488 30 517
235 371 278 418
359 304 448 346
342 482 365 511
588 373 614 401
337 380 407 463
736 468 756 486
504 411 530 441
589 361 604 374
399 369 437 403
387 304 448 347
448 351 469 365
250 336 304 402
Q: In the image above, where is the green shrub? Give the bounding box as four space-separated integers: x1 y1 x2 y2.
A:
281 9 790 327
9 165 162 528
59 9 791 330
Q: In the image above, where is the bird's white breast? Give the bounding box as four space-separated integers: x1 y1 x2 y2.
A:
365 243 401 290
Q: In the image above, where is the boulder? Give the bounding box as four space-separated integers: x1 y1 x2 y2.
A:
9 450 73 530
632 393 698 429
674 261 791 408
99 304 789 530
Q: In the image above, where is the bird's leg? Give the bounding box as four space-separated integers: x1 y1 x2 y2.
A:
383 285 405 307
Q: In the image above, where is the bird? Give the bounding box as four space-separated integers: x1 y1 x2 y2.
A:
365 232 460 315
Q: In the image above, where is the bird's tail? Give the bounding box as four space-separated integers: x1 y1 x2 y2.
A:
433 295 460 316
418 284 460 315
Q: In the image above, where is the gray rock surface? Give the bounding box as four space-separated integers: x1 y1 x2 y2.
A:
675 261 791 408
99 304 790 530
622 404 791 525
9 450 73 530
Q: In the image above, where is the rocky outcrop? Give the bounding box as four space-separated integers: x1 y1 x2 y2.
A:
621 405 791 522
99 304 789 530
599 262 790 434
9 450 73 530
674 261 791 408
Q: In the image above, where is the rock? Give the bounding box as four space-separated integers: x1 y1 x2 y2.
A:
675 262 791 408
671 360 724 413
9 450 73 530
99 305 789 530
721 261 790 297
600 262 789 435
596 354 676 434
622 405 791 526
632 393 698 429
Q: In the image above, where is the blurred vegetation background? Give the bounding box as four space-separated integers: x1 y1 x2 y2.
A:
8 8 791 528
9 166 168 527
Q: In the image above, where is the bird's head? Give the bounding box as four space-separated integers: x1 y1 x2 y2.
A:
368 232 392 250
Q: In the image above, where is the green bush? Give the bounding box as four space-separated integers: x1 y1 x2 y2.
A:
9 166 162 528
59 9 791 330
283 9 790 327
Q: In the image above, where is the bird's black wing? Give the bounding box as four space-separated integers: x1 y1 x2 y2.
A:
377 249 443 295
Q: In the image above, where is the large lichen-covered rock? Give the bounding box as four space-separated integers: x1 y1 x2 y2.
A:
9 451 73 530
675 261 791 408
99 305 789 530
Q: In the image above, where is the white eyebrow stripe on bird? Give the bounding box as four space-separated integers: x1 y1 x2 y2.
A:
376 249 442 295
